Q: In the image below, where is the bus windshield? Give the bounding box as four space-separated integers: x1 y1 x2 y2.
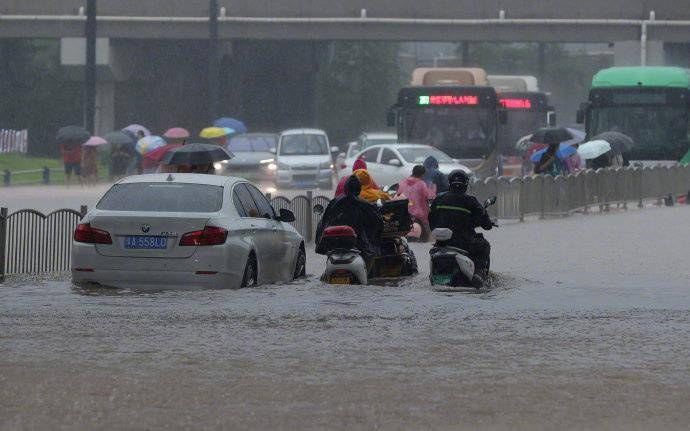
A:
401 107 495 159
589 106 689 160
498 110 546 156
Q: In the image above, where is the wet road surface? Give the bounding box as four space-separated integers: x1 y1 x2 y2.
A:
2 206 690 430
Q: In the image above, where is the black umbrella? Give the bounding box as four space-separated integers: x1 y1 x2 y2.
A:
56 125 90 145
163 143 234 166
593 131 634 152
530 127 575 145
104 131 136 147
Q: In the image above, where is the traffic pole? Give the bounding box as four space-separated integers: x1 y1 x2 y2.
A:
208 0 221 121
84 0 97 134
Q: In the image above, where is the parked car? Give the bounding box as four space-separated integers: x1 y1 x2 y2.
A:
275 128 336 189
71 174 306 290
340 144 472 187
215 133 278 180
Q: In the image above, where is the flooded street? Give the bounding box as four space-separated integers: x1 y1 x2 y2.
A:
2 206 690 430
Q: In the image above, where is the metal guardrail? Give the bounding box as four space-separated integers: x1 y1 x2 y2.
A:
3 167 63 186
1 165 688 279
0 206 87 279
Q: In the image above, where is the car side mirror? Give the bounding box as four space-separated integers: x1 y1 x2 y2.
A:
386 110 396 127
498 110 508 125
547 110 557 127
484 195 497 208
270 147 277 154
389 159 402 167
330 146 340 154
312 204 324 215
278 208 296 222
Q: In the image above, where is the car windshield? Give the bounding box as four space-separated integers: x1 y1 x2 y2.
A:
97 183 223 212
397 147 454 164
590 106 689 160
279 134 328 155
402 107 495 159
227 135 277 152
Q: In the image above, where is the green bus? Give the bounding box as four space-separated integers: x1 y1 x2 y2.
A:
577 66 690 162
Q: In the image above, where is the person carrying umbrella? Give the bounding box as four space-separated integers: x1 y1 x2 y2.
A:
56 126 90 186
81 136 107 186
534 143 566 176
163 143 234 175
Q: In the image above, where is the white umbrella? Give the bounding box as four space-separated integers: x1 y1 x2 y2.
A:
577 140 611 160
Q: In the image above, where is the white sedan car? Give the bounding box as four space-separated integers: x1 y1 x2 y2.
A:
71 174 306 290
339 144 472 187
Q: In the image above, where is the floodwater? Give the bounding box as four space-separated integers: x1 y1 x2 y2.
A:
2 206 690 430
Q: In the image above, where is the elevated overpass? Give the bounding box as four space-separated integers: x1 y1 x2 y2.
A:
1 0 690 44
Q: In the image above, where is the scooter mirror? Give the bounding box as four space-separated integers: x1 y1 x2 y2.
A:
484 196 497 208
313 204 324 215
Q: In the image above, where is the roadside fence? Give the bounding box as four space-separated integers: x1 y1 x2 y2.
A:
3 167 63 186
0 129 28 154
1 165 689 279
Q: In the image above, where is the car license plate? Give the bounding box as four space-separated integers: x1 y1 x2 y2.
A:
124 236 168 249
432 274 453 285
329 276 352 285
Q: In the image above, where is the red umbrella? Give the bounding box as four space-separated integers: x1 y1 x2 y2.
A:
143 144 182 170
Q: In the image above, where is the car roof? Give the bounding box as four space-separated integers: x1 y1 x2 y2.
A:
117 173 245 187
361 143 430 151
230 133 277 138
362 132 397 139
280 128 327 136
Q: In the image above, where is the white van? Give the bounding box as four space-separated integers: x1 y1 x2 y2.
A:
275 129 336 189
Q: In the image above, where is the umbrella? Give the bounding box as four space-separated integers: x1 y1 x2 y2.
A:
82 136 108 147
530 142 579 163
577 140 612 160
213 117 247 134
56 125 90 145
144 144 182 163
123 124 151 137
530 127 583 145
515 134 534 153
200 127 232 139
135 135 166 155
163 143 235 166
104 131 136 147
163 127 190 139
680 148 690 166
592 131 634 152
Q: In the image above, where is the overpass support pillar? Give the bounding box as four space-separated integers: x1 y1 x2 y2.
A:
95 81 115 136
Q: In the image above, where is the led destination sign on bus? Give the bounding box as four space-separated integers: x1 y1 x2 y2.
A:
418 95 479 106
499 98 532 109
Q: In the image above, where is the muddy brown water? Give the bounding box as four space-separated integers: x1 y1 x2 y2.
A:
2 206 690 430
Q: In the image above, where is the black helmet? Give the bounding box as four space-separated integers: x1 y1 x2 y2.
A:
448 170 470 194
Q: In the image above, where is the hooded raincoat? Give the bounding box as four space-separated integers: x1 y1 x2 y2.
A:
353 169 390 202
316 175 383 256
422 156 449 194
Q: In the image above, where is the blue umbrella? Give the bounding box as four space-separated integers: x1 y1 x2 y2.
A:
213 117 247 134
530 142 578 163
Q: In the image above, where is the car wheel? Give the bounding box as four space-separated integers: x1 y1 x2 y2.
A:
293 246 306 279
241 254 257 288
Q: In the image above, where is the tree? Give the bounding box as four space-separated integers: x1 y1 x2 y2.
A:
315 42 404 146
0 40 82 156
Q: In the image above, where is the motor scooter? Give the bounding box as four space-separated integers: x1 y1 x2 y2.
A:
429 196 497 291
314 199 417 285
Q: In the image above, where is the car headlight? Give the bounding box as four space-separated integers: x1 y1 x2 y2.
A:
213 162 223 170
267 163 277 171
259 158 273 164
320 161 333 169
